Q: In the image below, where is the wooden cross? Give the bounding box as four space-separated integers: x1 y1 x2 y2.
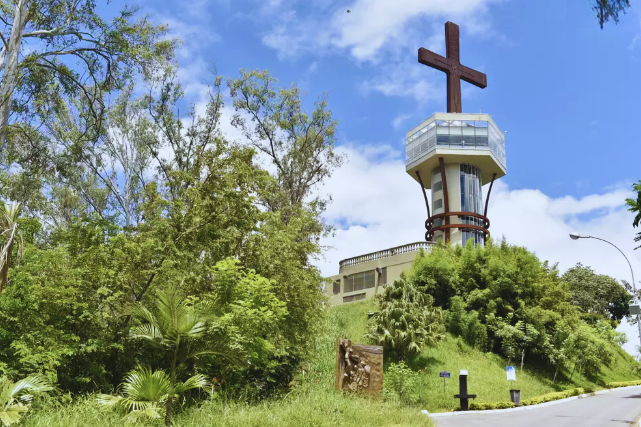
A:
418 22 487 113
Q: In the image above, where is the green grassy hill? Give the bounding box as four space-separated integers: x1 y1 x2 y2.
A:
331 299 641 413
22 298 639 426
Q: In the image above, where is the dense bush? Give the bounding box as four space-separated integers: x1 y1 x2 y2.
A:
408 239 627 381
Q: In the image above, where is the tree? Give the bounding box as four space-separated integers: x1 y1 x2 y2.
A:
592 0 631 29
0 202 22 293
562 263 630 322
544 320 572 383
565 324 613 379
0 374 51 426
128 290 239 426
0 0 175 145
228 69 345 228
97 366 207 423
626 180 641 250
367 276 446 361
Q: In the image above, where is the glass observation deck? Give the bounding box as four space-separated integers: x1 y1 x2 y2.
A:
405 114 506 171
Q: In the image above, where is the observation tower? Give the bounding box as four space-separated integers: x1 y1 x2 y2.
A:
406 22 507 246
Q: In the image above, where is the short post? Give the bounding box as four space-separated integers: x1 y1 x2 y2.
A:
454 370 476 411
439 371 450 394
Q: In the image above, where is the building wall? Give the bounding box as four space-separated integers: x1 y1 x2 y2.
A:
325 243 431 306
433 162 464 244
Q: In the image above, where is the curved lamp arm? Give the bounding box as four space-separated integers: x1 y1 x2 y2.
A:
588 236 636 295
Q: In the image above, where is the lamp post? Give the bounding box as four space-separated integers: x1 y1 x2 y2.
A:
569 232 641 347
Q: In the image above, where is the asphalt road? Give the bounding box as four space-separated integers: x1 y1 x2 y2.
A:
432 386 641 427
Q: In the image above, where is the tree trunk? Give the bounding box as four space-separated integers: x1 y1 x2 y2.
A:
0 0 29 144
570 361 577 381
520 349 525 372
0 225 16 293
553 364 558 384
165 396 172 426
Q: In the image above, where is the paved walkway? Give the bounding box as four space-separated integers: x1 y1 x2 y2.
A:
433 386 641 427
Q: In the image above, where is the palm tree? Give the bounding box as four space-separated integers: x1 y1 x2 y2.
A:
129 291 239 426
0 375 52 426
97 366 208 423
367 278 446 361
0 202 23 294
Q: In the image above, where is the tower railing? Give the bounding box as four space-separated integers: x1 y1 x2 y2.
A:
338 241 433 270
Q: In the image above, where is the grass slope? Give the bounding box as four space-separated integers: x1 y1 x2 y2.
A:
332 299 640 413
21 299 639 425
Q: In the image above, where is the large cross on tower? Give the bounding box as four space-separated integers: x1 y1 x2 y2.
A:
418 21 487 113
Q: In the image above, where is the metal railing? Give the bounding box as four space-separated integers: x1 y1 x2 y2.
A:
339 241 433 270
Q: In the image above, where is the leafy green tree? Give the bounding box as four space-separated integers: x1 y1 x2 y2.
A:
0 202 22 293
565 324 613 380
228 69 344 217
0 374 51 426
129 291 239 426
562 263 630 322
97 366 208 423
592 0 630 29
367 277 446 361
0 1 176 216
543 320 572 383
626 180 641 250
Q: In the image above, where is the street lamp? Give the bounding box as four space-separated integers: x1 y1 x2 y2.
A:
569 232 641 346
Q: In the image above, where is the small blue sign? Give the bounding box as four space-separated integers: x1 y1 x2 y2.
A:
439 371 451 378
506 365 516 381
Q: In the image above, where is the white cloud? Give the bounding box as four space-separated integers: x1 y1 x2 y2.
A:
391 113 412 129
315 143 641 356
259 0 502 101
262 0 499 61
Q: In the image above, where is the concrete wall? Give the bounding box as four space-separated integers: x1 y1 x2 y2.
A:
325 244 430 306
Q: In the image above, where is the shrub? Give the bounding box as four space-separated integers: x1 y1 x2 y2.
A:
468 401 515 410
520 388 584 406
605 380 641 388
383 361 418 404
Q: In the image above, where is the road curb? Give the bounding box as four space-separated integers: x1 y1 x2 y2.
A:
421 385 641 418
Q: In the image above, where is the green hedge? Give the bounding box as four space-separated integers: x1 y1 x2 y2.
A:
468 401 515 410
520 388 585 406
605 380 641 389
463 388 586 411
462 381 641 412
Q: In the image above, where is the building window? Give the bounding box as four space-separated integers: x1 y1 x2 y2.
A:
344 270 376 293
343 293 366 303
333 281 341 295
433 166 441 176
434 199 443 210
433 181 443 192
459 164 484 247
379 267 387 287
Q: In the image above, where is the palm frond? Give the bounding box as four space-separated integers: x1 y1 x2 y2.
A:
173 374 208 395
0 404 28 427
124 407 163 423
129 324 164 345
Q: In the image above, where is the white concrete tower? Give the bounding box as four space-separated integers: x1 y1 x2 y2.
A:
407 22 507 246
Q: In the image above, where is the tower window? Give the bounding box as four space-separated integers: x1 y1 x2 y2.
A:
333 281 340 295
433 181 443 192
434 199 443 210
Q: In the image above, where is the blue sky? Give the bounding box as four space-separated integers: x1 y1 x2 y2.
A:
129 0 641 354
140 0 641 198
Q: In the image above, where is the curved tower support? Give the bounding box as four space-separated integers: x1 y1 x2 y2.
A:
415 171 431 220
438 157 450 243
